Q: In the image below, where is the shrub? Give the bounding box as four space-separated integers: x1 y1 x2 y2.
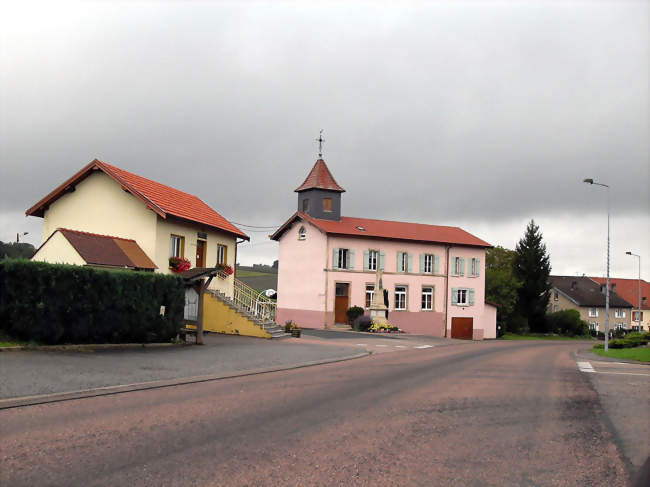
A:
545 309 589 337
346 306 364 324
353 315 372 332
0 260 184 345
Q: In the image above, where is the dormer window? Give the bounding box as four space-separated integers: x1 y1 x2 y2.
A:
323 198 332 212
298 226 306 240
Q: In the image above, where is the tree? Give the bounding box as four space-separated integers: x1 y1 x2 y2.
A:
513 220 551 333
0 241 36 260
485 246 521 334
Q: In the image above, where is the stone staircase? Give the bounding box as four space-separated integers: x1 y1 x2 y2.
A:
209 290 290 339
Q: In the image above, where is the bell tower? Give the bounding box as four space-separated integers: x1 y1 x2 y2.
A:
295 158 345 221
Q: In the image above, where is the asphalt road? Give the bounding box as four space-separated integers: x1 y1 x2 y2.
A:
0 341 640 486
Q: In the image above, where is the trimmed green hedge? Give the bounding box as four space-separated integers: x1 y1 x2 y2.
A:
0 260 185 345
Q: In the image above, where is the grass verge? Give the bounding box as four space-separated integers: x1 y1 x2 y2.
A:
500 333 592 341
592 346 650 362
0 332 29 347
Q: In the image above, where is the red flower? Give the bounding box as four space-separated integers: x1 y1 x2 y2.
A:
169 257 191 273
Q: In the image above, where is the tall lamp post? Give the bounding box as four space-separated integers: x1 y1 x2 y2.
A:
584 178 610 351
625 251 641 331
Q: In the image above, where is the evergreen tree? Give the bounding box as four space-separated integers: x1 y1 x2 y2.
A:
513 220 551 333
485 246 521 334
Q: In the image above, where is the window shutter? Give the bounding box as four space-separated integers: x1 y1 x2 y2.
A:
451 288 458 305
379 251 385 270
332 248 339 269
460 258 465 276
408 253 413 274
476 259 481 277
397 252 403 272
451 257 457 276
434 255 440 274
469 288 475 306
363 250 369 271
349 250 355 270
419 254 424 273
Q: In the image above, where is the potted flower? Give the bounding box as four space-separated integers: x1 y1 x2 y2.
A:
216 263 234 276
285 320 301 337
169 256 191 273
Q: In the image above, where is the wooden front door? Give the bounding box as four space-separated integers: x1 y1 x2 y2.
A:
451 317 473 340
334 283 349 324
196 240 206 268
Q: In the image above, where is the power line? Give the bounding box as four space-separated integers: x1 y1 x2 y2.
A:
232 222 281 229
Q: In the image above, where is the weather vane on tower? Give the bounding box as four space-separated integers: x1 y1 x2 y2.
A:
316 129 325 158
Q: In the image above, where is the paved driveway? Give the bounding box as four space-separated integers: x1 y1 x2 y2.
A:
0 333 359 400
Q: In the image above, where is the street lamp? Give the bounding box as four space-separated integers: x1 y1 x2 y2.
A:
16 232 29 243
625 251 641 331
583 178 610 351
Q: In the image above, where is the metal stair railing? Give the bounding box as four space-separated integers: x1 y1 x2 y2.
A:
232 278 277 330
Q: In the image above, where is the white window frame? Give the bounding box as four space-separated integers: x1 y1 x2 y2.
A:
423 254 433 274
454 257 462 275
554 290 559 301
456 288 468 306
470 258 477 276
400 252 408 273
589 322 598 331
298 226 306 240
170 235 183 258
422 287 433 311
395 286 407 310
614 308 624 318
553 305 559 312
337 248 349 269
633 311 643 322
368 250 378 271
216 244 227 265
588 308 598 318
365 284 375 309
614 323 625 331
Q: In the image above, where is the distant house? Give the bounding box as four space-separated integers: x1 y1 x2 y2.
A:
26 159 248 297
548 276 633 332
271 158 497 339
590 277 649 332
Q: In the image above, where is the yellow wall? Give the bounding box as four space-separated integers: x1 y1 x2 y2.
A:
155 217 237 296
199 292 271 338
31 231 86 266
42 172 158 258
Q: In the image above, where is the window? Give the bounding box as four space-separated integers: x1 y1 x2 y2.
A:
589 322 598 331
337 248 348 269
453 257 464 276
368 250 378 271
614 309 625 318
470 258 477 276
553 305 559 312
302 199 309 212
423 254 433 274
642 297 647 307
588 308 598 318
298 226 306 240
170 235 184 258
395 286 407 310
323 198 332 212
633 311 644 322
456 288 468 306
422 287 433 311
365 284 375 308
217 244 227 265
614 323 624 331
554 290 559 301
397 252 410 273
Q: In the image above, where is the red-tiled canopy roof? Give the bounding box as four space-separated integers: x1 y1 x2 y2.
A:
294 159 345 193
590 277 650 310
271 212 492 247
54 228 157 269
25 159 249 240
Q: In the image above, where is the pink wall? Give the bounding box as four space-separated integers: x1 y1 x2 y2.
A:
483 304 497 339
277 308 327 329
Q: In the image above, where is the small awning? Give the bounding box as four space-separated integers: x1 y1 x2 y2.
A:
179 267 221 283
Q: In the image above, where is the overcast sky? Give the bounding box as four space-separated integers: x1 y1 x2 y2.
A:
1 1 648 279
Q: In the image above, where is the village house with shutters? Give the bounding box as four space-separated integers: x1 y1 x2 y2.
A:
271 157 497 339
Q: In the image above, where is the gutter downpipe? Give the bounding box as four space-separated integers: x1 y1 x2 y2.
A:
443 245 451 337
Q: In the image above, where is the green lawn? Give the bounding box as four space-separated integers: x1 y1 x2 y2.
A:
0 333 27 347
236 270 272 278
500 333 592 341
592 346 650 362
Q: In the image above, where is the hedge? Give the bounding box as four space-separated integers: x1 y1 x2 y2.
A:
0 260 185 345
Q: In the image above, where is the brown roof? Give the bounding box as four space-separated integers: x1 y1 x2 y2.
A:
25 159 249 240
590 277 650 310
294 159 345 193
55 228 157 270
271 212 491 248
549 276 632 308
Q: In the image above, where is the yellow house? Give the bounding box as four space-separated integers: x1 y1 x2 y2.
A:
26 159 249 297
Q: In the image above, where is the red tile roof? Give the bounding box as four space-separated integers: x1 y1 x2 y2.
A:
55 228 157 269
25 159 249 240
271 212 492 247
590 277 650 310
294 159 345 193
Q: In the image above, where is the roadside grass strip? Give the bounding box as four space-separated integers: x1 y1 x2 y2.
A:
592 347 650 363
577 361 595 373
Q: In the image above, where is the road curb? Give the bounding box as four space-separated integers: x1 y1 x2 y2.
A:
0 342 188 353
0 351 371 410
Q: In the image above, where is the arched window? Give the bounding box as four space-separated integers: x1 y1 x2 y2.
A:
298 226 307 240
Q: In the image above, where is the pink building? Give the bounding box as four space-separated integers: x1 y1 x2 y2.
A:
271 158 497 340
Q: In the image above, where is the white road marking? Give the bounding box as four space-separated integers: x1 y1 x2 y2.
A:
355 344 367 346
415 345 433 349
395 345 406 348
577 361 595 373
375 344 388 347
